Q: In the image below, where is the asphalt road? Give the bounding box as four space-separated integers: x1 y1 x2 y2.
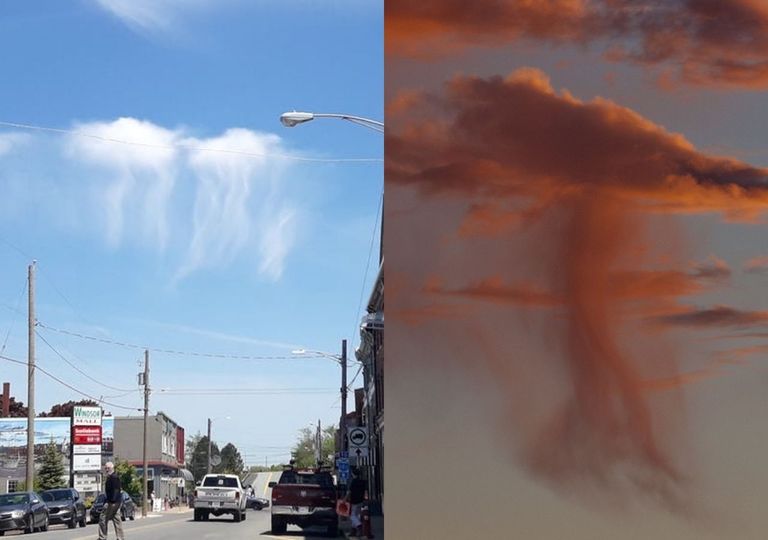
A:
0 508 338 539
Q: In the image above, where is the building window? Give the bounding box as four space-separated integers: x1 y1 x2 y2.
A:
8 480 18 493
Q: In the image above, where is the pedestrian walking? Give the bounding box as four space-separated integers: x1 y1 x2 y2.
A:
98 462 125 540
344 468 367 537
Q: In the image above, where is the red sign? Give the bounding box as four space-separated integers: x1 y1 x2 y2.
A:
72 425 102 445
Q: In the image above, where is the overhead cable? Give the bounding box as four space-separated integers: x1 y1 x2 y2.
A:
0 120 383 163
0 353 142 412
37 322 326 361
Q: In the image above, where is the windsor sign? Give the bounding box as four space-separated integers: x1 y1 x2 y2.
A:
73 406 102 426
70 406 103 490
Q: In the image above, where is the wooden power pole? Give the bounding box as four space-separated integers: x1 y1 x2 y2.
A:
142 349 149 517
26 261 36 491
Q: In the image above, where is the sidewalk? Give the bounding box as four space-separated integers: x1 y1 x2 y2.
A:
342 514 383 539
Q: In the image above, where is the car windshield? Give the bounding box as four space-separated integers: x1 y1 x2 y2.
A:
280 472 333 487
0 493 29 506
202 476 239 488
42 490 72 502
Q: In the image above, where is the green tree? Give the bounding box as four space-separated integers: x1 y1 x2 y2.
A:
115 460 142 498
189 436 219 482
291 425 336 468
4 396 28 417
185 432 202 469
16 478 42 492
39 400 101 418
215 443 244 476
38 440 67 490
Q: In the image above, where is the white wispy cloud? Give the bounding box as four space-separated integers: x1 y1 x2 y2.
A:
0 133 29 156
66 117 178 250
2 117 300 282
178 128 297 281
91 0 218 33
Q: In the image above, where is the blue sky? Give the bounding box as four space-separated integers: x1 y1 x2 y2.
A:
0 0 382 466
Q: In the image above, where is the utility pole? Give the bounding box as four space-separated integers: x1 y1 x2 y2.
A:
26 261 35 491
141 350 149 518
340 339 347 454
207 418 212 474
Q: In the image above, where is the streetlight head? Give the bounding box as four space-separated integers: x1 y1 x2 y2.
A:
280 111 315 127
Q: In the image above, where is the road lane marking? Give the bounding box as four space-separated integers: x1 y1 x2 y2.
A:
263 471 273 497
69 514 191 539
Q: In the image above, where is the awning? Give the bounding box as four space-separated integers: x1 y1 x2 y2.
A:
178 468 195 481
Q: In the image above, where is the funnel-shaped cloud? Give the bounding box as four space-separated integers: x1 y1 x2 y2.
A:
387 68 768 506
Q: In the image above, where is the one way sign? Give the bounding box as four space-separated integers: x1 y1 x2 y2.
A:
347 427 369 458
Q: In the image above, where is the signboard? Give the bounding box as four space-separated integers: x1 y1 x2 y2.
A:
73 406 102 426
72 454 101 471
72 426 102 445
336 458 349 473
73 474 99 492
348 427 369 460
73 444 101 455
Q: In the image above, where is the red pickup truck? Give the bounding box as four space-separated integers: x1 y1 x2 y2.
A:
268 465 338 536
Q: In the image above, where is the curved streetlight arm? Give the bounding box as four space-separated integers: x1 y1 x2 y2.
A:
313 114 384 133
280 111 384 133
292 348 344 364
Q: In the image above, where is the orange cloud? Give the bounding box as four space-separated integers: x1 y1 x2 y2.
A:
744 255 768 274
427 275 561 306
387 0 768 88
387 68 768 217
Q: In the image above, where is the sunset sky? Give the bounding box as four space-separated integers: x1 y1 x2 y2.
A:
387 2 768 538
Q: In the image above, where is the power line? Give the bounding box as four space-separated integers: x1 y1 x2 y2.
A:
351 188 383 349
347 363 364 389
0 120 383 164
0 353 142 412
1 278 27 355
37 321 326 361
157 389 336 396
36 328 135 392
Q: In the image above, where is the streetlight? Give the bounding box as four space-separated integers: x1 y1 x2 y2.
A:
280 111 384 133
207 416 231 474
292 340 351 468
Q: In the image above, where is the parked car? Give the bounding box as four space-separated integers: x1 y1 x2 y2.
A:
0 491 49 535
246 495 270 510
89 492 136 524
41 488 87 529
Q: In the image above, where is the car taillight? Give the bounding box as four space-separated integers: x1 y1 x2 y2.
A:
194 490 199 498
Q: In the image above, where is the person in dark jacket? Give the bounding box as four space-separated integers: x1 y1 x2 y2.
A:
99 462 125 540
345 468 368 537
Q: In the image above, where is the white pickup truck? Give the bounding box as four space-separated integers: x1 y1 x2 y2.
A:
193 474 247 522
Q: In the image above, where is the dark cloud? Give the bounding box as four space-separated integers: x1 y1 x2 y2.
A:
656 305 768 327
388 0 768 88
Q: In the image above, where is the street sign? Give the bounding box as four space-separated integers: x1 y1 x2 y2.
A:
338 470 349 483
72 425 102 445
336 457 349 473
72 444 101 455
73 473 99 492
72 454 101 472
347 427 368 449
73 406 102 426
